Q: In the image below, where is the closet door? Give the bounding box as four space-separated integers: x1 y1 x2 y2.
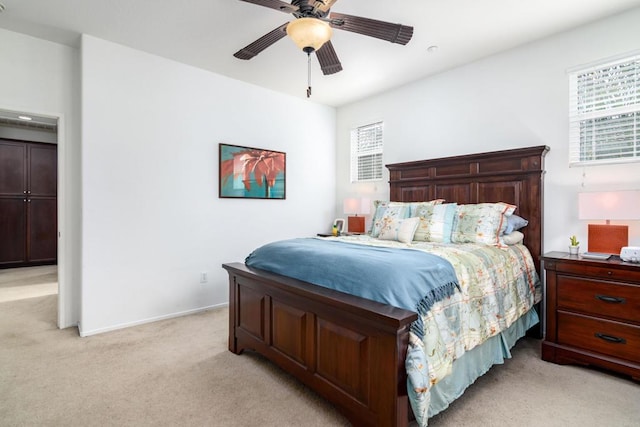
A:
27 144 58 263
28 199 57 262
0 141 28 265
0 140 57 266
0 198 27 265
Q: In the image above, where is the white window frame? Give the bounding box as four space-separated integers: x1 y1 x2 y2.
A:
568 50 640 166
350 121 384 182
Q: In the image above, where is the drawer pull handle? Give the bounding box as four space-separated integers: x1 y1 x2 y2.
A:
595 333 626 344
595 294 626 304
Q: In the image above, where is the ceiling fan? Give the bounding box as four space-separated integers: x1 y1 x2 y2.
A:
233 0 414 96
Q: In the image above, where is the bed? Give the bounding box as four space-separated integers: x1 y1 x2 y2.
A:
223 145 549 426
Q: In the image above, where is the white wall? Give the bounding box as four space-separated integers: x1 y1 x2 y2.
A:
336 8 640 253
0 28 82 329
5 7 638 335
80 35 336 335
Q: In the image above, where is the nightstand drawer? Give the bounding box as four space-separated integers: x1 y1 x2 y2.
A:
557 276 640 324
557 312 640 363
544 252 640 378
554 262 640 283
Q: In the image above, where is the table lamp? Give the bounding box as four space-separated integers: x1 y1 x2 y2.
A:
578 190 640 254
343 197 371 234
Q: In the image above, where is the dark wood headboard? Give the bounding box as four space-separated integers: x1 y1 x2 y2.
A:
386 145 549 274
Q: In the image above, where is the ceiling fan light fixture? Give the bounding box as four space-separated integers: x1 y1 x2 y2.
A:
286 17 332 52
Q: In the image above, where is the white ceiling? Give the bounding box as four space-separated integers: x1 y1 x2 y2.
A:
1 0 640 107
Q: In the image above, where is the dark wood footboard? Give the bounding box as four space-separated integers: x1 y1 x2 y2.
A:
223 262 418 426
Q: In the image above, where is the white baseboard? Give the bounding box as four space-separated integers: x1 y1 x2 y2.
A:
78 302 229 337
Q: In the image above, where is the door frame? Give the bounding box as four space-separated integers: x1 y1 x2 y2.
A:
0 106 70 329
56 111 69 329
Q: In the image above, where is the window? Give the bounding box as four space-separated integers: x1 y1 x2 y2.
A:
569 51 640 166
351 121 383 182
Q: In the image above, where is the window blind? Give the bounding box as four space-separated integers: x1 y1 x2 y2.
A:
351 122 383 182
569 51 640 166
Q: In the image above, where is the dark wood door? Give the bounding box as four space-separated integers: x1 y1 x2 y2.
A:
0 139 57 267
28 198 57 262
0 141 28 265
0 198 27 264
0 141 27 196
28 144 57 197
27 144 57 263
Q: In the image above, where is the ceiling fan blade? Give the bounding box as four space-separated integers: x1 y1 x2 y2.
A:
328 12 413 45
233 23 289 60
313 0 339 14
237 0 299 14
316 41 342 75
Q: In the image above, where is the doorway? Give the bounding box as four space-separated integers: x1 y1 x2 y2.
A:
0 109 62 320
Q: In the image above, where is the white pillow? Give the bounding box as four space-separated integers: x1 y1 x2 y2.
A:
502 231 524 245
378 217 420 244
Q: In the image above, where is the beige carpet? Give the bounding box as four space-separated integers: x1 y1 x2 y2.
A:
0 265 57 303
1 295 638 427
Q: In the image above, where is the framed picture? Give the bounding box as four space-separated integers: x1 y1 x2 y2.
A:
219 143 286 199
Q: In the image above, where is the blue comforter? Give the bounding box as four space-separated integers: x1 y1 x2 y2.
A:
245 238 460 338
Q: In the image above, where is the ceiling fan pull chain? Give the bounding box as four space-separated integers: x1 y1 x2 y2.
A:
307 51 312 98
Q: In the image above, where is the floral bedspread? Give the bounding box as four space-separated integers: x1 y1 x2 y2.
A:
327 235 540 426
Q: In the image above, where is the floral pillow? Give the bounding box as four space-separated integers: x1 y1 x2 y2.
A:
411 203 457 243
451 202 516 247
370 202 411 237
378 217 420 244
369 199 444 237
369 200 393 236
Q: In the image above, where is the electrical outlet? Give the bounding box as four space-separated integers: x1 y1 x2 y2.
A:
200 272 208 283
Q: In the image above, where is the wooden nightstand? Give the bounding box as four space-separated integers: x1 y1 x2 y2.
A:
542 252 640 381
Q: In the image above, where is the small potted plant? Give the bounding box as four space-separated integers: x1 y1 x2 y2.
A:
569 235 580 255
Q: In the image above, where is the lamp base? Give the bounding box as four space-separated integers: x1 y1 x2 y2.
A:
587 224 628 254
347 216 365 234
